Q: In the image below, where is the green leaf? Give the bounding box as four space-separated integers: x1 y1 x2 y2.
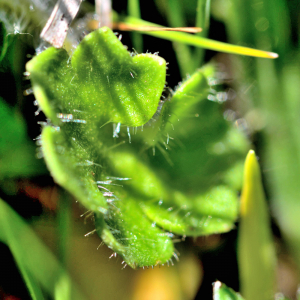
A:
134 65 212 148
106 150 239 236
27 27 172 267
106 149 169 200
213 281 244 300
141 186 239 236
41 128 173 268
26 26 166 127
137 66 249 193
41 126 108 214
238 150 276 300
27 26 245 268
95 195 174 269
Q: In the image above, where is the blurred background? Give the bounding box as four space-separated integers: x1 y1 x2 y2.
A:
1 0 300 299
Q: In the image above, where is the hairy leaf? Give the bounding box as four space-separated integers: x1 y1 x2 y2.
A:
95 195 174 269
27 27 166 127
27 26 245 268
107 149 239 236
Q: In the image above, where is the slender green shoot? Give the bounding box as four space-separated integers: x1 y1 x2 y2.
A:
0 199 44 300
164 0 194 76
120 16 278 59
194 0 211 64
128 0 143 52
0 198 86 300
56 189 73 300
238 150 276 300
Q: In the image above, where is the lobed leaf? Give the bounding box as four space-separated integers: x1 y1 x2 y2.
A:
27 26 245 268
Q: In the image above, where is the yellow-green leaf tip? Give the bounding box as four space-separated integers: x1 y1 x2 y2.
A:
240 150 262 216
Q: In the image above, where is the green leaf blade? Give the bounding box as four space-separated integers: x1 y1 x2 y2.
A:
141 67 249 193
71 26 166 126
0 198 85 300
141 186 239 236
238 150 276 300
41 126 108 214
26 47 71 125
106 149 239 236
121 16 278 59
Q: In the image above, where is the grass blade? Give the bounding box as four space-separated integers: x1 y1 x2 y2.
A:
165 0 194 76
120 16 278 58
238 150 276 300
56 189 73 300
8 248 44 300
128 0 143 52
196 0 211 31
194 0 211 64
0 198 86 300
